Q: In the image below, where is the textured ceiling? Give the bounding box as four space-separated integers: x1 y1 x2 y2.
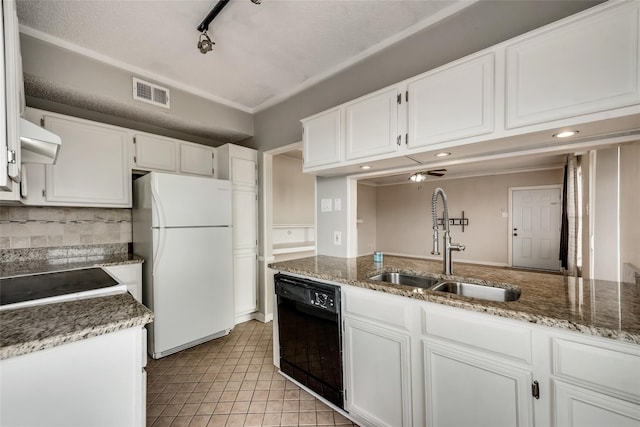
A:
16 0 465 113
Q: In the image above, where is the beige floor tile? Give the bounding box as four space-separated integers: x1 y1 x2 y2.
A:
244 413 264 427
261 412 282 426
255 380 271 391
236 390 254 401
161 404 184 417
284 389 300 400
205 414 228 427
148 404 168 418
152 416 175 427
224 381 241 391
248 400 267 413
270 380 285 390
316 411 335 426
281 411 299 426
178 403 200 416
299 399 316 411
334 412 353 425
230 400 250 414
169 415 192 427
188 415 211 427
252 390 269 401
196 402 217 416
225 413 247 427
219 391 238 402
202 391 222 403
212 402 233 415
264 400 283 413
299 411 318 426
154 393 174 405
268 390 284 400
282 399 299 412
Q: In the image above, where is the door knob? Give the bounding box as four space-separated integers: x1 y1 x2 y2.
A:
513 228 518 231
513 233 518 236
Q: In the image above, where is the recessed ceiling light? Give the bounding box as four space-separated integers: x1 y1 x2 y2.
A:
435 152 451 157
360 165 371 170
553 130 579 138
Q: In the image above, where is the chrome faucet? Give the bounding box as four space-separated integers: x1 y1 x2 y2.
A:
431 188 465 275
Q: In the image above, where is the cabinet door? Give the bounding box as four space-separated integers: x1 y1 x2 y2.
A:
554 381 640 427
345 88 399 160
44 116 131 206
344 317 413 427
234 251 257 316
302 109 342 169
505 1 640 128
231 156 256 187
133 134 178 172
424 340 533 427
407 53 494 148
180 143 216 177
233 189 257 250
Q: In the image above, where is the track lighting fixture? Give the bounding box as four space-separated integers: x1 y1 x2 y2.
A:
196 0 261 53
197 31 214 54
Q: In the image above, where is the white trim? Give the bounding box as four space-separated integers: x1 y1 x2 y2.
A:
19 25 254 113
616 146 621 283
508 184 563 269
252 1 479 113
234 312 256 325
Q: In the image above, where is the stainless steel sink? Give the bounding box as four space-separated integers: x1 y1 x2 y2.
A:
368 272 441 289
431 281 521 302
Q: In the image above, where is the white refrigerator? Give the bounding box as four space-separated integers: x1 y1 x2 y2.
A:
133 172 234 359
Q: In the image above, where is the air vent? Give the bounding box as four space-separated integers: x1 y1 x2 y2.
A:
132 77 170 109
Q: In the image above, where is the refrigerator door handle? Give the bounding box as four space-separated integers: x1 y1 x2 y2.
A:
152 228 166 276
151 177 166 229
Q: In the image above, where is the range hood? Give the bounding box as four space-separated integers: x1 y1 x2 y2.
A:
19 118 62 164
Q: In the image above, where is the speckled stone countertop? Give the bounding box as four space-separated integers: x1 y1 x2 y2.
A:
269 255 640 345
0 252 144 278
0 292 153 359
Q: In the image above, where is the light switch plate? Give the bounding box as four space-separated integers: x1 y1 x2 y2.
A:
334 198 342 211
321 198 332 212
333 231 342 245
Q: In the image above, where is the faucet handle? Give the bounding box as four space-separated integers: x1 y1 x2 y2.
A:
451 243 465 251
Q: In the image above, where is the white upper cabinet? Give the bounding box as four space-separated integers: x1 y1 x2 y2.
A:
132 134 178 173
345 87 400 161
302 108 342 169
407 52 494 148
40 115 130 207
179 143 216 177
505 0 640 128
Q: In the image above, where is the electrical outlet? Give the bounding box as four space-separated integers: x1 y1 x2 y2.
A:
333 231 342 245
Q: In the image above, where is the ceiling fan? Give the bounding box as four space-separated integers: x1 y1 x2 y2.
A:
427 169 447 177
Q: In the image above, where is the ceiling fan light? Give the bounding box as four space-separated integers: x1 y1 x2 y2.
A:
409 172 427 182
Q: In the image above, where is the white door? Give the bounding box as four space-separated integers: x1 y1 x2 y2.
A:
511 187 562 271
151 227 233 356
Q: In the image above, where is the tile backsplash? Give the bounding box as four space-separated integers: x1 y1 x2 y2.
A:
0 206 132 249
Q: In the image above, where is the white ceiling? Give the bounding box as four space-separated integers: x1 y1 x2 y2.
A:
16 0 470 113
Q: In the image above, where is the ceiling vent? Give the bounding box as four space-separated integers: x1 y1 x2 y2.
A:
133 77 170 109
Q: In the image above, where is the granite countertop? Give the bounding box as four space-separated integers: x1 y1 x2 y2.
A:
0 292 153 359
0 253 144 279
269 255 640 345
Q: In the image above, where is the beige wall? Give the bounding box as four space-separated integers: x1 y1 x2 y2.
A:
374 169 564 265
620 141 640 274
272 155 315 225
357 184 377 256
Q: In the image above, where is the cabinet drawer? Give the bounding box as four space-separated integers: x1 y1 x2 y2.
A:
422 305 531 364
553 338 640 402
343 287 411 331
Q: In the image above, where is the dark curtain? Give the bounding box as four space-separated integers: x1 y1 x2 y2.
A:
559 161 569 269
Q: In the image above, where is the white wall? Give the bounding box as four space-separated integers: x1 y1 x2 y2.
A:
374 169 563 265
357 184 377 256
272 155 315 225
316 176 355 258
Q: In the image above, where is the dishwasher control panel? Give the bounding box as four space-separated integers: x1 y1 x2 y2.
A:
310 291 335 310
275 274 340 314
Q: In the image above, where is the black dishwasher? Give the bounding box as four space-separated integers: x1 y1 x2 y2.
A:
275 273 344 409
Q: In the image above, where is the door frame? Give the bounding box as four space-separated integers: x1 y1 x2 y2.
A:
259 141 315 324
508 184 563 269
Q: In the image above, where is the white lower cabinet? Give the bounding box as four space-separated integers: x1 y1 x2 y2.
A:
337 282 640 427
0 327 146 427
423 339 533 427
344 317 413 427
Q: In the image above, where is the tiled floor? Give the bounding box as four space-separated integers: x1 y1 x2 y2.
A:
146 320 358 427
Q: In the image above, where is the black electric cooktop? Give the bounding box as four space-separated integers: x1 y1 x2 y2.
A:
0 268 119 306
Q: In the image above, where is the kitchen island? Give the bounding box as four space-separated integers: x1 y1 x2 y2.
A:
269 255 640 427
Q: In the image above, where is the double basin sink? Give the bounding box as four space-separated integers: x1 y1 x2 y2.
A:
368 272 520 302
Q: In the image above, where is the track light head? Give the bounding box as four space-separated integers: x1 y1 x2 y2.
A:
197 31 214 54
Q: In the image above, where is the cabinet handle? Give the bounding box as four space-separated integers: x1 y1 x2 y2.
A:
531 381 540 399
397 135 401 146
